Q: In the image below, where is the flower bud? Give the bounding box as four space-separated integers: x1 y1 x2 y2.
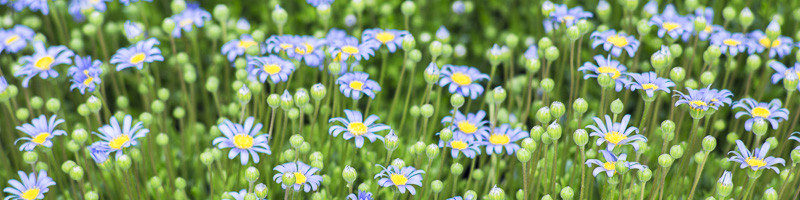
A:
85 191 98 200
439 128 453 142
658 154 674 168
237 85 252 105
280 90 293 110
87 96 102 113
116 154 132 170
156 133 169 146
391 158 405 169
544 46 559 62
424 63 440 84
289 134 304 148
598 74 614 89
573 129 588 147
244 166 260 183
488 185 505 200
450 94 465 108
610 99 623 115
739 7 754 28
343 165 357 184
637 168 652 182
752 119 768 137
567 26 580 41
451 163 464 175
16 109 29 121
573 98 587 114
311 83 326 101
521 138 536 151
410 105 420 117
271 5 287 27
492 86 507 103
426 144 440 159
384 131 399 151
516 149 531 162
429 41 443 58
421 104 434 118
615 160 630 174
530 126 544 142
200 152 213 165
670 67 685 82
23 151 38 164
766 21 780 41
294 89 310 106
267 94 280 109
72 128 88 144
281 173 295 186
431 180 444 193
255 183 268 199
702 135 716 152
660 120 675 134
669 145 684 159
763 187 777 200
541 78 554 92
560 186 574 200
536 106 552 124
550 101 565 119
547 123 562 140
693 17 707 33
401 1 415 17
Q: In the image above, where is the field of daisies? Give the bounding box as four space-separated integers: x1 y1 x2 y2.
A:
5 0 800 199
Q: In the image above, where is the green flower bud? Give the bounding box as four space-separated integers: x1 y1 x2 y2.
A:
69 166 84 181
448 94 466 109
541 195 553 200
294 89 310 107
450 163 465 175
266 94 280 109
289 135 304 148
544 46 559 62
763 188 777 200
547 123 562 140
702 136 716 152
651 52 668 70
693 17 707 33
670 67 685 82
287 108 300 120
660 120 675 134
669 145 684 159
400 0 416 16
384 131 399 151
658 154 674 168
420 104 434 118
752 119 768 137
173 107 186 119
15 108 29 120
44 98 60 113
488 185 505 200
280 90 293 110
525 58 541 73
255 183 268 199
767 137 778 149
516 148 531 162
615 160 630 174
560 186 574 200
598 74 614 89
151 100 165 113
237 85 252 105
536 106 552 124
638 168 652 182
391 158 406 169
492 86 507 103
431 180 444 193
573 98 587 114
245 167 259 182
530 126 544 142
567 26 580 41
271 5 288 27
66 140 80 152
791 149 800 164
29 96 43 110
310 83 326 101
429 41 443 58
156 133 169 146
116 154 132 170
85 191 98 200
550 101 565 119
402 35 416 51
342 165 358 184
200 152 213 165
439 128 453 142
426 144 440 159
610 99 623 115
410 105 421 117
23 151 38 164
541 78 554 92
71 128 88 144
573 129 588 147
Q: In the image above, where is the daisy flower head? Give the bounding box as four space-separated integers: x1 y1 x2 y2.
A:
14 115 66 151
169 3 211 38
337 72 381 100
627 71 675 100
768 61 800 87
68 0 108 22
235 18 251 32
91 115 149 158
585 150 645 177
3 170 56 200
590 30 639 57
212 117 271 165
123 20 144 41
747 30 793 58
0 25 35 53
578 55 628 92
643 1 658 16
246 55 295 84
68 56 103 94
441 110 490 141
347 190 374 200
733 98 789 131
265 35 298 54
711 31 749 56
15 41 74 87
586 114 646 151
649 4 693 41
110 38 164 71
699 86 733 107
697 24 723 41
438 133 482 159
694 7 714 23
273 161 323 192
24 0 50 15
482 123 529 155
436 26 450 41
674 86 728 118
87 142 112 164
221 34 259 62
374 164 425 195
330 36 380 62
287 36 326 68
729 140 785 173
362 28 410 53
524 45 539 60
439 64 490 99
328 109 390 148
306 0 334 7
544 4 593 32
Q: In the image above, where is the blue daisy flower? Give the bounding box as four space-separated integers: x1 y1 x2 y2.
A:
578 55 628 92
169 3 211 38
212 117 271 165
330 36 380 61
626 71 675 100
374 164 425 195
325 28 349 47
15 41 74 88
265 35 298 54
747 30 793 58
436 26 450 41
585 150 645 177
123 20 144 40
246 55 295 84
649 4 693 41
337 72 381 100
733 98 789 131
0 25 35 53
236 18 250 32
591 30 639 57
328 109 390 148
711 31 749 56
543 4 593 33
438 133 481 159
524 45 539 60
68 56 102 94
287 36 326 68
768 61 800 89
347 190 374 200
643 1 658 16
273 161 323 192
441 110 490 141
14 115 66 151
3 170 56 200
674 86 730 112
729 140 785 173
90 115 149 158
481 123 529 155
439 64 490 99
586 114 647 151
699 86 733 107
68 0 108 22
221 34 258 62
25 0 50 15
110 37 164 71
87 142 112 164
362 28 410 53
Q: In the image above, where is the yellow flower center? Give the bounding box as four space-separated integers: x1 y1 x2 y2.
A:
348 122 368 136
597 66 621 79
83 70 94 86
5 35 19 45
390 174 408 186
690 100 708 109
279 43 294 50
179 19 194 27
293 172 307 184
34 56 54 70
604 131 627 145
450 140 468 150
349 81 364 91
745 157 767 168
376 32 395 44
723 39 741 46
451 72 473 86
130 53 146 64
108 135 130 150
457 121 477 134
294 43 314 55
641 83 658 90
759 37 780 48
489 134 510 145
233 134 254 149
606 34 629 47
603 162 616 172
751 107 771 118
21 188 40 200
263 64 282 75
333 52 344 62
32 133 50 144
703 25 712 33
342 45 360 54
562 15 575 22
237 40 257 49
662 22 681 31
